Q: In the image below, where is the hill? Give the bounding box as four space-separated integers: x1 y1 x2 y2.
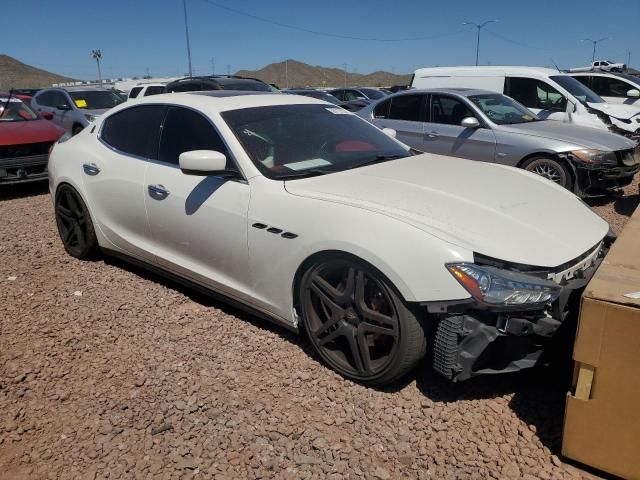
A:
235 60 411 88
0 55 77 90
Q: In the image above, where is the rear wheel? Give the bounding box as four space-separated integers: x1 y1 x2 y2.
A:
299 257 426 386
522 156 573 191
55 185 98 259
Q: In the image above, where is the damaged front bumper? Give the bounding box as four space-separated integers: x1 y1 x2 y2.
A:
425 240 609 382
0 155 49 184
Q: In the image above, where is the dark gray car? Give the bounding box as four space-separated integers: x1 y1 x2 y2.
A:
30 87 124 135
358 88 639 195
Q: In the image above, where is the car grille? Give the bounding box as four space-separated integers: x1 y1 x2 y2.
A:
0 142 53 159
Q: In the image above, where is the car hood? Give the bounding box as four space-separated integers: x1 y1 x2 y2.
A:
587 102 640 121
498 120 636 150
284 154 609 268
0 119 64 146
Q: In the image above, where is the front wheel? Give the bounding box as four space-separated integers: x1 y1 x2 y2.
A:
522 156 574 191
299 257 426 386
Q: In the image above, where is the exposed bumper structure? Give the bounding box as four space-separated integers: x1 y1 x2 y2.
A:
427 241 609 382
0 154 49 184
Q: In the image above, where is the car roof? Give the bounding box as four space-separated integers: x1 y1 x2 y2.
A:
414 66 564 77
38 86 115 93
106 91 327 115
395 87 495 97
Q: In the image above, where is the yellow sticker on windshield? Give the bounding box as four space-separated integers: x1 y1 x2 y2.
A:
74 99 87 108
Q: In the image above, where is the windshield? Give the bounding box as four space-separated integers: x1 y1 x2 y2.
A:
222 104 409 179
616 73 640 87
69 90 124 110
550 75 604 104
360 88 387 99
468 93 539 125
0 98 38 122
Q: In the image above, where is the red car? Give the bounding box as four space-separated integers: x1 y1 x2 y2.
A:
0 93 65 184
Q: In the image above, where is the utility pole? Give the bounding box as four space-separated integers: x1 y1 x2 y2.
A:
463 20 497 66
91 49 102 87
211 57 215 75
227 64 231 76
284 59 288 88
182 0 193 77
583 37 608 63
627 50 631 68
146 67 150 78
342 63 347 87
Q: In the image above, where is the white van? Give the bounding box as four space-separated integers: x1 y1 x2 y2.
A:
411 67 640 140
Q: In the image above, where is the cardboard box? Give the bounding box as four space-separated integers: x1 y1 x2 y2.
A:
562 205 640 479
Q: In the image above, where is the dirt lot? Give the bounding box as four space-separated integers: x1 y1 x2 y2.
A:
1 177 638 480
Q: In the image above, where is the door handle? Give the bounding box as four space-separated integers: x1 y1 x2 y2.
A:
82 163 100 175
148 184 170 199
426 131 439 138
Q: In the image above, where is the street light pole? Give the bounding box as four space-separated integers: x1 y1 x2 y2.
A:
182 0 193 77
91 49 102 87
342 63 347 87
627 50 631 68
285 59 289 89
583 37 608 63
463 20 497 66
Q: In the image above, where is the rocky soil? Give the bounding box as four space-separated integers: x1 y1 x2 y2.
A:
1 178 637 480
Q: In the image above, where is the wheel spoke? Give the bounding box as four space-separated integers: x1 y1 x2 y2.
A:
361 321 398 338
317 323 346 347
310 279 344 314
345 326 366 374
312 312 344 340
65 190 81 216
361 307 397 328
342 267 356 301
74 224 85 247
63 225 76 244
356 326 373 374
56 204 74 221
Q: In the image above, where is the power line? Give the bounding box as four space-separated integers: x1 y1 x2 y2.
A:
196 0 473 42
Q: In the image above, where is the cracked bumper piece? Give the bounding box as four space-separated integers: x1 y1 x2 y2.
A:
429 246 607 382
0 155 49 184
574 163 639 193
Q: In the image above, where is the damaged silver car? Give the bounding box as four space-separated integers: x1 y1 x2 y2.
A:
360 88 639 195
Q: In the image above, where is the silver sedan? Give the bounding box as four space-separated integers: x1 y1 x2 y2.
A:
358 88 639 195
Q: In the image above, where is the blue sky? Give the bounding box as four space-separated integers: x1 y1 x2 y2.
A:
3 0 639 80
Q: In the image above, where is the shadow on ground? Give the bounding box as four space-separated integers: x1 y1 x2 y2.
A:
0 181 49 202
586 191 640 217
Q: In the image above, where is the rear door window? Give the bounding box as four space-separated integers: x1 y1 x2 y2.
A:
144 86 165 96
101 105 167 159
388 94 426 121
373 99 391 118
158 107 229 166
35 91 55 107
129 87 142 99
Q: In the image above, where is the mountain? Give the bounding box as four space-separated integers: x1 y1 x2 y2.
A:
235 60 412 89
0 55 77 90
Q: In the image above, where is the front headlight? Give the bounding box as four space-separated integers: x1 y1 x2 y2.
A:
569 149 617 165
446 263 561 307
84 113 96 122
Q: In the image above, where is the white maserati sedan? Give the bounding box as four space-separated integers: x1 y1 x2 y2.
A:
49 92 611 386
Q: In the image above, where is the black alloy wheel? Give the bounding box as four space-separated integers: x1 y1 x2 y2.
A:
55 185 98 259
300 257 426 386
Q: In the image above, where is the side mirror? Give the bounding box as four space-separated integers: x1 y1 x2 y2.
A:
460 117 481 128
627 89 640 98
56 104 72 111
179 150 235 176
40 111 54 120
382 127 397 138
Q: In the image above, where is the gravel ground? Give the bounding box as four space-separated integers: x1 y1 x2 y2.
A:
1 177 638 480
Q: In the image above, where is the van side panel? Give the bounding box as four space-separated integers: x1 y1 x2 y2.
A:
412 70 506 92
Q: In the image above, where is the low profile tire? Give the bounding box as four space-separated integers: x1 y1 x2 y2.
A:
522 156 573 191
299 257 426 386
55 185 98 259
72 124 83 136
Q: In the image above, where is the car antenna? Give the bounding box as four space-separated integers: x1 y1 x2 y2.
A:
550 58 562 73
0 88 14 119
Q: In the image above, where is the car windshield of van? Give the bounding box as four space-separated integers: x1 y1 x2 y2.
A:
550 76 604 104
222 104 410 179
468 94 540 124
69 90 125 109
0 98 38 122
360 88 387 100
